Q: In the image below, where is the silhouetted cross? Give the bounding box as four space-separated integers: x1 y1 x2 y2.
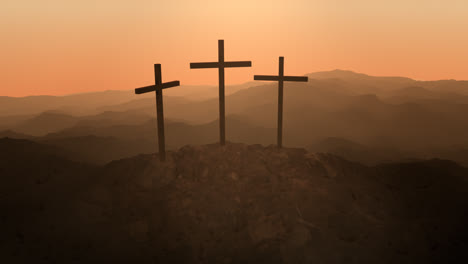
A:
135 64 180 161
190 40 252 145
254 57 308 148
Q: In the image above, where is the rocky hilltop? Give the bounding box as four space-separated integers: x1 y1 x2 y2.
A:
1 139 467 263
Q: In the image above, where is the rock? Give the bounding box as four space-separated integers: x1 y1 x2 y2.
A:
229 172 239 181
248 215 286 244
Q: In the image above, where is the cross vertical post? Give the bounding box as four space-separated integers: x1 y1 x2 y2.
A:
190 40 252 145
218 40 226 145
277 57 284 148
135 64 180 161
254 57 308 148
154 64 166 161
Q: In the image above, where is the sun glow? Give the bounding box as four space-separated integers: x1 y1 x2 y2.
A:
1 0 467 96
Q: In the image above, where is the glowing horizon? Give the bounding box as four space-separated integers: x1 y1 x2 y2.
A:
1 0 467 97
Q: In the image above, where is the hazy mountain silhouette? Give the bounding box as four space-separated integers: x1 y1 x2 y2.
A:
9 110 152 137
1 114 274 164
0 90 134 117
308 69 414 83
74 110 153 127
307 137 420 165
1 141 467 263
383 86 468 105
40 135 156 165
0 114 32 131
0 129 34 139
162 82 257 100
13 111 79 136
0 84 254 118
2 70 468 165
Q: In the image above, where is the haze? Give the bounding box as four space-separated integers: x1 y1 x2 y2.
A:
1 0 468 96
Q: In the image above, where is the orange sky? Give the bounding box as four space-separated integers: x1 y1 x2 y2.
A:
1 0 467 97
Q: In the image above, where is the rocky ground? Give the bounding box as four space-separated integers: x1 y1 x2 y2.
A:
1 139 467 263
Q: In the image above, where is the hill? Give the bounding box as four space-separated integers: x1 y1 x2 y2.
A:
1 140 467 263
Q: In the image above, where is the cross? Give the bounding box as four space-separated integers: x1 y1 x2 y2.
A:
135 64 180 161
254 57 308 148
190 39 252 145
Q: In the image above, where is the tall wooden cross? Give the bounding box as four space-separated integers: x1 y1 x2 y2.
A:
135 64 180 161
190 40 252 145
254 57 308 148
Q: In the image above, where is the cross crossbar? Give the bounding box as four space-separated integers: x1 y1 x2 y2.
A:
135 81 181 94
254 75 308 82
190 61 252 69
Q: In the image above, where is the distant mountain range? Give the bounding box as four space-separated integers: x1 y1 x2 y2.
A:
1 70 468 165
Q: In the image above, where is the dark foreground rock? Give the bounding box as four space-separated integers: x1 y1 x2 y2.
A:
1 139 467 263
